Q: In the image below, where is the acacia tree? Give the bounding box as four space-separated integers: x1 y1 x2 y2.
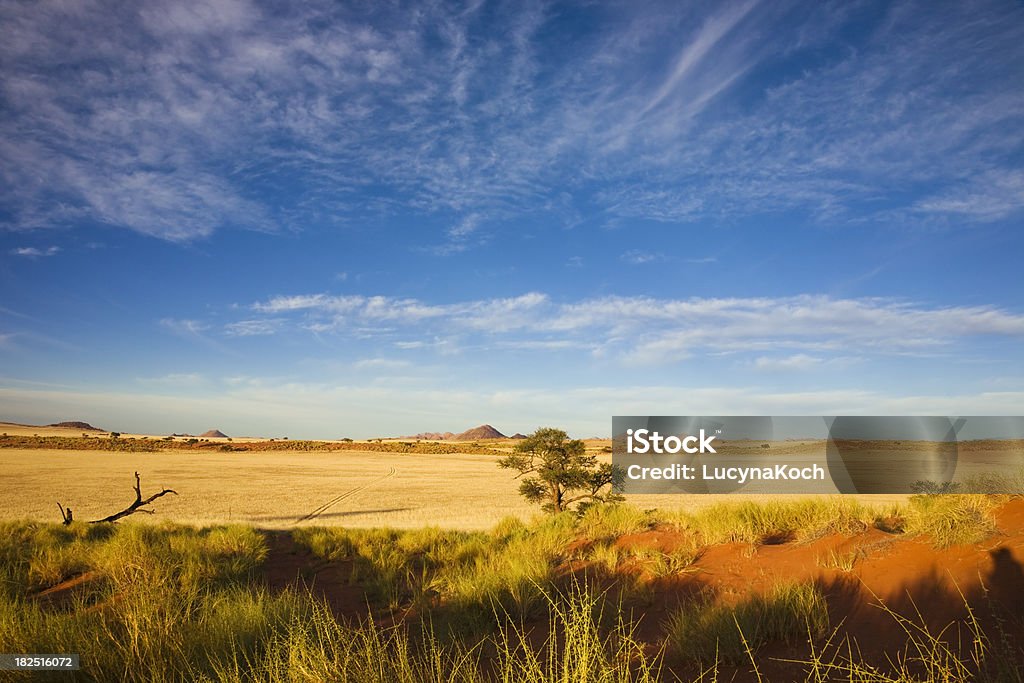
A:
498 427 623 513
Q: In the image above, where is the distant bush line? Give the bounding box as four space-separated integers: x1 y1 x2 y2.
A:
0 434 506 455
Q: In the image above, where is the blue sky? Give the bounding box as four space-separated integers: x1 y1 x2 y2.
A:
2 0 1023 438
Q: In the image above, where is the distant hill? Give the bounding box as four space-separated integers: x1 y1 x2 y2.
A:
510 433 527 439
403 431 457 441
48 421 103 431
399 424 508 440
452 424 506 440
200 429 229 438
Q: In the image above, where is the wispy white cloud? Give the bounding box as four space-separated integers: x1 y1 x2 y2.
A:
494 339 588 351
353 358 412 370
753 353 823 371
160 318 208 336
10 246 59 257
138 372 207 387
749 356 860 370
444 213 482 249
253 294 356 314
252 291 548 331
224 319 282 337
232 290 1024 365
639 0 760 117
914 170 1024 222
2 0 1020 244
620 249 665 265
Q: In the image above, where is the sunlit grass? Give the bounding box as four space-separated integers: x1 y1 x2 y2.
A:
904 495 1000 548
663 582 830 663
665 498 874 546
0 492 1015 681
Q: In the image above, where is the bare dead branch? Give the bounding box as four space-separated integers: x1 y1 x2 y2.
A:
56 502 73 525
88 472 177 523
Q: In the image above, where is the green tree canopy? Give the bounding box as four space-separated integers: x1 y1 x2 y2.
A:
498 427 623 513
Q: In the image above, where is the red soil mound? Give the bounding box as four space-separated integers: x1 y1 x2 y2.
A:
606 499 1024 679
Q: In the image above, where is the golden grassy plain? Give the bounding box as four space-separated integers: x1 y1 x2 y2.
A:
0 444 912 530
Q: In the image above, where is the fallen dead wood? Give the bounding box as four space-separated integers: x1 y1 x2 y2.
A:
57 502 73 525
56 472 177 524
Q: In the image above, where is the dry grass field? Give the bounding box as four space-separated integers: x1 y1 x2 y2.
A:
0 447 530 529
0 449 910 531
18 422 1024 531
0 420 921 530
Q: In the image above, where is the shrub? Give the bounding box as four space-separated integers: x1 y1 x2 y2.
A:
498 427 624 513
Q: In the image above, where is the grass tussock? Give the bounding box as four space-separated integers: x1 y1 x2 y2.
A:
200 581 664 683
663 582 830 663
574 504 655 541
904 495 999 548
816 547 865 573
295 515 580 632
656 495 1000 551
665 498 873 546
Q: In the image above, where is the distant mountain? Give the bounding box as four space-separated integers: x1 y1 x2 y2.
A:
452 424 506 440
399 424 508 440
49 421 103 431
510 433 527 439
200 429 229 438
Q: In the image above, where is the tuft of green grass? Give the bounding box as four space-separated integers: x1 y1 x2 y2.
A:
666 498 872 547
585 541 625 574
490 579 665 683
625 545 701 578
817 547 865 573
904 495 998 548
198 579 665 683
663 581 830 663
959 468 1024 496
575 504 655 542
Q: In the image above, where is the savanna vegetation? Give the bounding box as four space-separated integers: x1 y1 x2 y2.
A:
1 493 1021 681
